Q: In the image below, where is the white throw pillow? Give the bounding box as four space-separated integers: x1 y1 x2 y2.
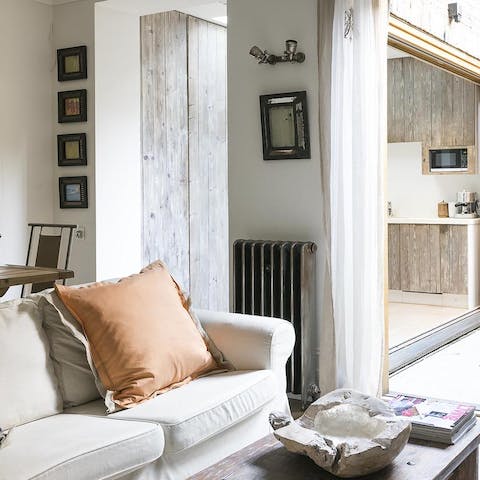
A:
0 298 62 430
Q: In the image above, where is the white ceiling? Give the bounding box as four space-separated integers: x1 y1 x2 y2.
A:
98 0 226 21
32 0 227 25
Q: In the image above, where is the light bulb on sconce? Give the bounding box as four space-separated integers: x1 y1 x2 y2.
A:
249 40 306 65
249 45 276 64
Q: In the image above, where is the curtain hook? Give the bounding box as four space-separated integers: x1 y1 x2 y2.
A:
344 7 354 39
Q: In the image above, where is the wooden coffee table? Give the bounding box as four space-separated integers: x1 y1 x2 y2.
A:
190 422 479 480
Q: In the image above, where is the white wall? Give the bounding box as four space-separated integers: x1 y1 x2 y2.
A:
94 4 142 279
228 0 323 381
390 0 480 59
388 142 480 218
53 0 96 285
0 0 54 300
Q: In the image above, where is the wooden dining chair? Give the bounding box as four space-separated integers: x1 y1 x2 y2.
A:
22 223 77 296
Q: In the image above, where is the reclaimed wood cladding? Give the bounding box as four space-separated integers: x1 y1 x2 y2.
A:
389 224 468 295
439 225 468 295
399 224 441 294
188 17 228 311
388 57 477 146
388 224 401 291
141 12 228 310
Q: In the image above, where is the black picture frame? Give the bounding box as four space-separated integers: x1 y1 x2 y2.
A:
57 46 87 81
259 91 310 160
57 133 87 166
58 89 87 123
59 176 88 209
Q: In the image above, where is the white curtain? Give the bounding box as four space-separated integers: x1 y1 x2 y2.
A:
318 0 388 396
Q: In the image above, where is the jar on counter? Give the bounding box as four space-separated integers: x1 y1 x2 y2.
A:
438 201 449 218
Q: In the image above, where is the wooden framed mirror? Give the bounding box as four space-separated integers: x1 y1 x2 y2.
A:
260 91 310 160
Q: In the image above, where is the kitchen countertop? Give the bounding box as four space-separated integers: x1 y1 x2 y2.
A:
388 217 480 225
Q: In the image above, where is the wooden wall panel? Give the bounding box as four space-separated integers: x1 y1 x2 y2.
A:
188 17 228 310
141 12 190 289
141 12 227 309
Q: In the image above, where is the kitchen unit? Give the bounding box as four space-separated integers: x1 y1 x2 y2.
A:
388 217 480 310
388 56 478 175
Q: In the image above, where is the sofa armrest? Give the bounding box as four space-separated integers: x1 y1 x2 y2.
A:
195 309 295 415
195 310 295 372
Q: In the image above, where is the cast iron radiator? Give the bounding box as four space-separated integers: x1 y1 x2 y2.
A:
233 240 318 405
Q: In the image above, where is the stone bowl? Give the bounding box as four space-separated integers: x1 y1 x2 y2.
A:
270 389 411 478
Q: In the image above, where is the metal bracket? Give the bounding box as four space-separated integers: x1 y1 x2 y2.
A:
344 7 354 39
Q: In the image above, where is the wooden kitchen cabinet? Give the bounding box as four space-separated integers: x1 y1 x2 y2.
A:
399 224 441 294
388 224 401 291
388 57 477 147
388 223 469 296
439 225 468 295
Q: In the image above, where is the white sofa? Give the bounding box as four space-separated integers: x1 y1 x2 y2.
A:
0 295 295 480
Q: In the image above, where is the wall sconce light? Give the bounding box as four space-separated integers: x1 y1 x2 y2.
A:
249 40 306 65
448 2 462 22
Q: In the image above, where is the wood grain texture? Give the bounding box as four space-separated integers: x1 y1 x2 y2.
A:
388 57 478 149
463 83 477 147
413 58 432 145
400 224 440 294
141 12 227 307
388 224 401 290
141 12 190 291
449 449 478 480
0 265 73 297
388 58 405 143
188 17 228 310
440 225 468 295
189 425 480 480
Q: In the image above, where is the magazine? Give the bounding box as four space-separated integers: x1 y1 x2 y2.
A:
385 394 476 444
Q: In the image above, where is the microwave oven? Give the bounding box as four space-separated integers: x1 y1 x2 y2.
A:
423 145 475 174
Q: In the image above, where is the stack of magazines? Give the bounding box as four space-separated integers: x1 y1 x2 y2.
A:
385 394 477 444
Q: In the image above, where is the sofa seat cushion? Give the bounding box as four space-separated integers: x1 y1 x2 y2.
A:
112 370 276 454
66 370 276 455
0 414 164 480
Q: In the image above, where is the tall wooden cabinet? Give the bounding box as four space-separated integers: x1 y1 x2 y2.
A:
388 223 468 295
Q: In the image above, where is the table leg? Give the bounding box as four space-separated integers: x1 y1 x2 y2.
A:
449 448 478 480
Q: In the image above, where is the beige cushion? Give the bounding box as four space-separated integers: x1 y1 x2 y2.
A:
55 261 226 411
66 370 277 454
40 292 104 407
0 298 62 430
0 414 164 480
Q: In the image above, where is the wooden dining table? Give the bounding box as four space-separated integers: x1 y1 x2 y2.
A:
0 265 74 297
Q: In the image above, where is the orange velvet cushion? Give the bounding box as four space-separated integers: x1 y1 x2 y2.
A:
55 262 219 410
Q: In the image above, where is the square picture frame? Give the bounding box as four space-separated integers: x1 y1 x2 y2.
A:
58 89 87 123
57 133 87 166
57 46 87 81
259 91 310 160
59 176 88 209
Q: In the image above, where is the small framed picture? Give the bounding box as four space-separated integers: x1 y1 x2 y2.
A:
57 133 87 166
59 176 88 208
57 46 87 81
58 90 87 123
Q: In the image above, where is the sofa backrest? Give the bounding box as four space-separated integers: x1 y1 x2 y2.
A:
0 298 62 430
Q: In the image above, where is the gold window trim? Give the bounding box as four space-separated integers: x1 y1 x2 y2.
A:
388 14 480 85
